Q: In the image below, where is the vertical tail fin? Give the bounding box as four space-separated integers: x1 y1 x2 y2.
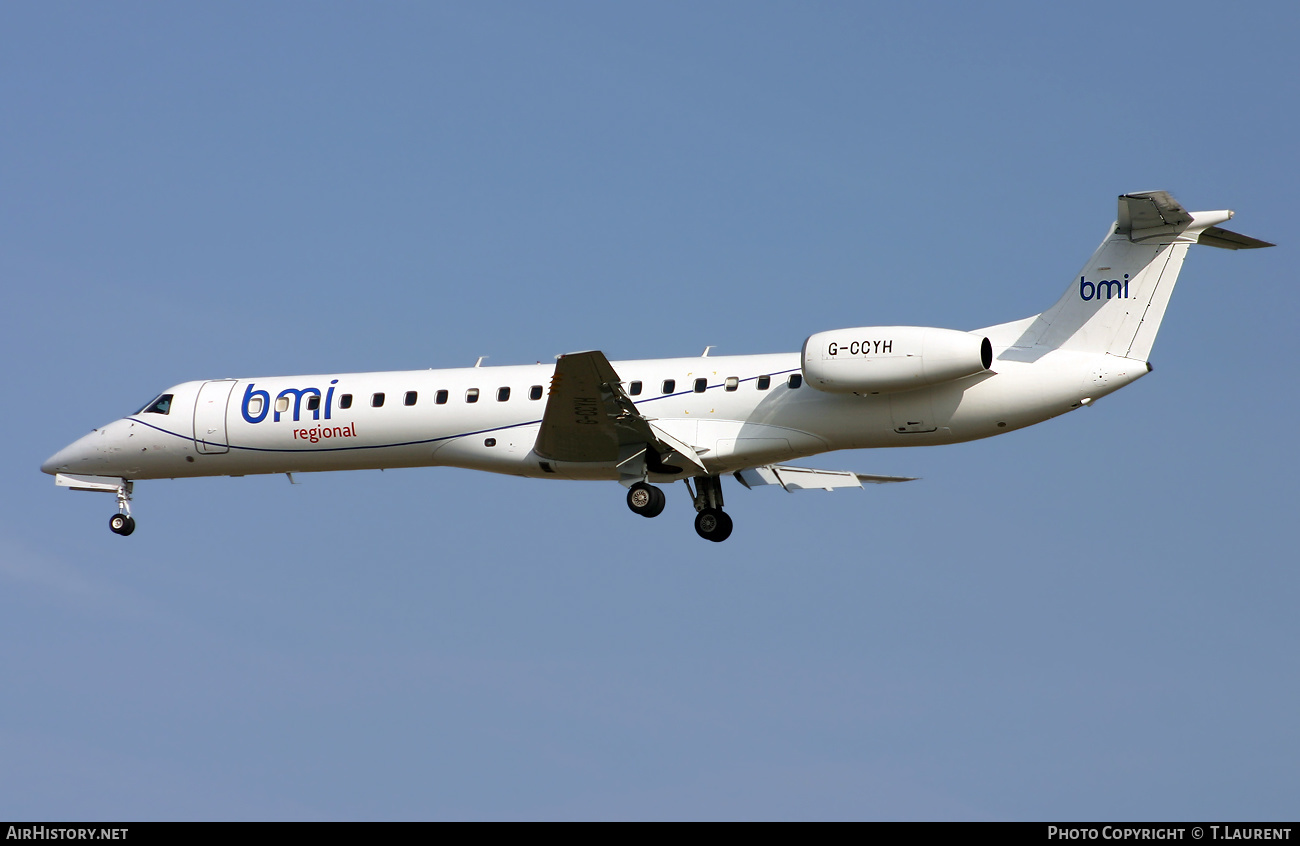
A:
1018 191 1271 360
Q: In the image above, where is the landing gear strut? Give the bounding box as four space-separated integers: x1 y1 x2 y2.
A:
685 475 733 542
109 480 135 536
626 481 666 518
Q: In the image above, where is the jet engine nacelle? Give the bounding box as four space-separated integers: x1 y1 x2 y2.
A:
801 326 993 394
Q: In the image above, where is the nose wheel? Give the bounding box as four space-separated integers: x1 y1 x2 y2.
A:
109 513 136 536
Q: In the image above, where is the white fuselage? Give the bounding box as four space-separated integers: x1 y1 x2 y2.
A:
41 344 1146 484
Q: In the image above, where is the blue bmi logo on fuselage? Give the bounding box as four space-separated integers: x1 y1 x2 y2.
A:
241 380 339 424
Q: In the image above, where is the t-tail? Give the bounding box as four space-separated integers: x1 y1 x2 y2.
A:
1006 191 1272 361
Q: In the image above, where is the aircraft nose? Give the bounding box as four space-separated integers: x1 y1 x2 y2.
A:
40 450 61 475
41 431 104 475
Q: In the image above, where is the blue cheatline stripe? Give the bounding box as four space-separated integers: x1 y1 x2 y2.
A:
136 367 801 455
131 415 543 454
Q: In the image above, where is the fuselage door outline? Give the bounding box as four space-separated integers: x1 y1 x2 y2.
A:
193 380 237 455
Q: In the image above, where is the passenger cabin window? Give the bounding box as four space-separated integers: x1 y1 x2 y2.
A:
787 374 802 389
693 378 707 393
529 385 543 400
138 394 174 415
242 396 261 417
276 396 291 414
724 377 739 392
497 387 510 402
756 375 771 390
435 390 448 405
629 381 642 396
307 395 321 411
372 393 385 407
466 388 480 403
339 394 353 409
662 379 676 394
404 391 418 406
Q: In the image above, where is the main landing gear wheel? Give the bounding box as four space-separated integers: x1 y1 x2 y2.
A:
694 508 733 543
109 514 136 536
685 475 733 542
626 482 666 518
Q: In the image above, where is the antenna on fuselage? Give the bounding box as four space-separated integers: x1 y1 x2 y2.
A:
474 356 488 367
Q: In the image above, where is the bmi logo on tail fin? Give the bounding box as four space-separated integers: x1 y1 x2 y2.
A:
1019 191 1271 361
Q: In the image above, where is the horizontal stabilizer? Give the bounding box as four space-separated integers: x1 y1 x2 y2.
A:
1117 191 1273 248
735 464 916 492
1117 190 1192 234
1196 225 1274 250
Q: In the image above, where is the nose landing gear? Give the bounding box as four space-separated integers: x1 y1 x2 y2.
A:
109 480 135 536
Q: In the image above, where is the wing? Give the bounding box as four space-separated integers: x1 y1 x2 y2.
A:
534 350 707 473
734 464 916 492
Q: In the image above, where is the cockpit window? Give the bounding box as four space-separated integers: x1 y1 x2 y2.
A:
134 394 174 415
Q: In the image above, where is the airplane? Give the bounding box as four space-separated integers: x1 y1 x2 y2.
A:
42 191 1272 542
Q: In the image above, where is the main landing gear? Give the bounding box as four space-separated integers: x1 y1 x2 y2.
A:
626 482 667 518
687 475 732 543
692 508 732 543
624 475 734 542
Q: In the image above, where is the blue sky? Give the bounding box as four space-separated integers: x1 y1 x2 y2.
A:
3 1 1297 820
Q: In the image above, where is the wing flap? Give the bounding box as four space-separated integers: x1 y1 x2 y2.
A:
735 465 917 492
646 421 708 473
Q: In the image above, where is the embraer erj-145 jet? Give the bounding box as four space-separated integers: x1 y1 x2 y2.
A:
43 192 1271 541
